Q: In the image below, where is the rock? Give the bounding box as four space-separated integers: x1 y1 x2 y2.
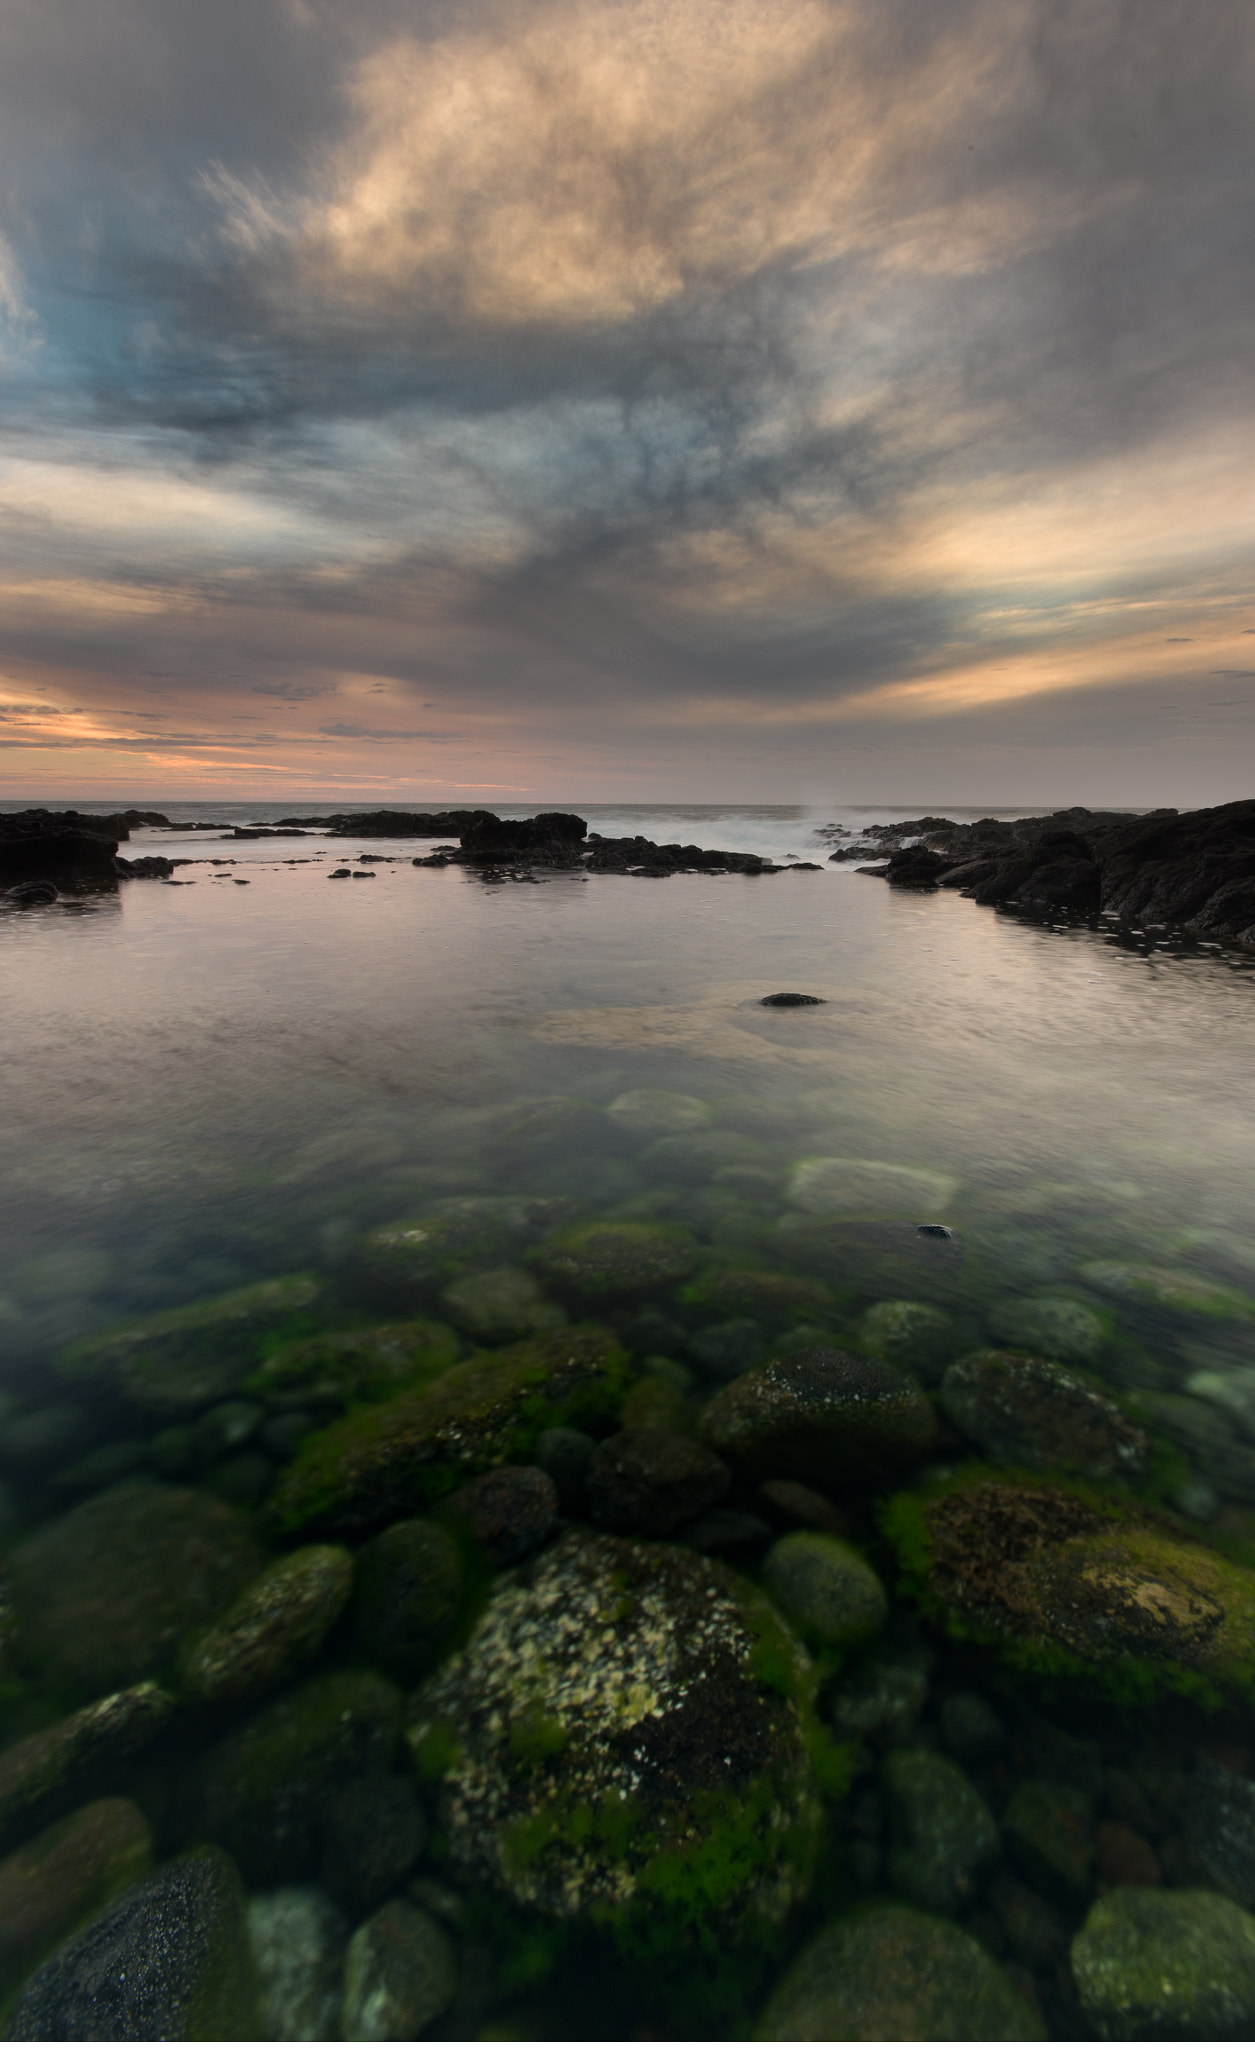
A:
640 1131 761 1183
989 1871 1069 1965
532 1426 595 1510
939 1690 1005 1765
341 1900 457 2042
115 854 176 879
760 992 826 1005
586 1428 730 1537
0 830 119 895
987 1294 1107 1363
883 1749 999 1915
700 1346 936 1486
251 1321 461 1412
486 1096 612 1164
247 1885 347 2043
529 1221 699 1303
7 1481 263 1697
1079 1260 1254 1322
353 1519 464 1679
856 1300 960 1382
269 1327 629 1538
7 1845 257 2041
191 1398 263 1464
439 1267 565 1342
1137 1391 1255 1502
0 1404 91 1471
1072 1886 1255 2039
680 1508 774 1552
757 1903 1038 2040
351 1197 571 1308
786 1157 958 1217
758 1477 850 1534
620 1371 693 1435
938 1350 1148 1478
319 1773 428 1919
0 1798 153 1996
887 1475 1255 1698
258 1411 315 1462
204 1451 275 1508
762 1532 887 1649
195 1670 403 1885
1003 1777 1095 1905
606 1090 712 1134
1185 1759 1255 1907
177 1546 353 1705
827 1647 932 1744
3 879 58 905
446 1465 559 1563
680 1268 833 1327
53 1438 148 1497
0 1684 175 1855
778 1214 967 1304
688 1318 767 1379
57 1276 323 1414
408 1530 820 1950
1095 1820 1162 1887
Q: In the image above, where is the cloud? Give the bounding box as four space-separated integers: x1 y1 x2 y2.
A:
318 721 462 741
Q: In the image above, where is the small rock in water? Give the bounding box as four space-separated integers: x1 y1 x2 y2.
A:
758 1476 850 1533
533 1425 595 1510
760 992 826 1006
1072 1886 1255 2040
986 1293 1107 1363
1094 1819 1162 1887
786 1155 958 1216
1002 1776 1095 1906
1079 1259 1254 1321
883 1749 1000 1915
247 1884 348 2043
1186 1758 1255 1908
856 1299 960 1383
758 1903 1038 2040
585 1427 730 1537
762 1531 887 1648
177 1545 354 1705
353 1519 464 1679
828 1647 931 1744
0 1683 175 1855
445 1464 559 1564
678 1507 773 1552
940 1690 1005 1765
700 1345 936 1485
938 1349 1148 1478
529 1220 699 1302
0 1797 153 1997
687 1316 766 1379
319 1773 428 1919
341 1900 457 2042
606 1089 712 1134
439 1265 565 1341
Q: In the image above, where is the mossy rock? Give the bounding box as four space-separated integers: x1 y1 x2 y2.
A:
268 1328 631 1538
855 1299 961 1382
700 1347 936 1487
7 1481 263 1698
761 1532 887 1650
0 1684 175 1856
353 1519 465 1681
177 1546 353 1706
248 1320 461 1410
439 1268 566 1343
786 1158 958 1217
678 1268 834 1328
607 1090 713 1135
883 1472 1255 1703
939 1350 1148 1480
777 1215 967 1304
882 1750 999 1917
408 1530 824 1962
1079 1261 1254 1322
639 1132 762 1184
1072 1886 1255 2039
757 1903 1037 2039
56 1277 323 1415
351 1198 573 1308
0 1797 153 2002
987 1294 1109 1363
529 1223 700 1303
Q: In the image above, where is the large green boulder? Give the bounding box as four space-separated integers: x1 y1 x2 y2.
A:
268 1327 630 1538
177 1546 353 1705
938 1350 1147 1479
885 1474 1255 1700
6 1481 263 1697
351 1197 571 1308
248 1321 461 1411
7 1846 258 2041
700 1347 936 1486
0 1798 152 1998
408 1530 821 1958
1072 1886 1255 2039
882 1749 999 1915
57 1277 322 1414
529 1222 699 1303
0 1684 175 1855
757 1903 1037 2039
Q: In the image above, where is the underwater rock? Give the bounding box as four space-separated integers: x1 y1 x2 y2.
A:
887 1475 1255 1698
439 1267 565 1342
687 1318 767 1380
7 1481 263 1696
757 1902 1038 2040
485 1096 611 1164
319 1773 428 1920
177 1545 353 1706
1186 1759 1255 1908
529 1221 700 1303
408 1529 820 1950
883 1749 999 1915
446 1464 559 1563
987 1294 1107 1363
195 1670 403 1886
1003 1776 1095 1906
7 1845 257 2041
533 1425 596 1510
700 1346 936 1486
247 1884 348 2043
352 1198 572 1308
190 1399 263 1464
268 1326 630 1538
1071 1885 1255 2039
353 1518 464 1680
251 1321 461 1412
760 992 826 1005
855 1300 960 1382
585 1428 730 1537
989 1870 1069 1966
1095 1819 1162 1887
1079 1260 1254 1322
640 1130 761 1184
939 1689 1005 1765
681 1267 833 1327
1136 1391 1255 1503
761 1532 887 1649
786 1157 958 1217
777 1214 967 1304
341 1900 457 2042
0 1798 153 1996
938 1350 1148 1478
0 1684 175 1855
57 1276 323 1414
606 1089 713 1134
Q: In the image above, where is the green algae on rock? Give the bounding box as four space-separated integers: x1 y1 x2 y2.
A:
700 1346 936 1486
884 1473 1255 1702
56 1276 323 1414
352 1198 573 1308
529 1222 700 1303
1079 1261 1255 1322
0 1684 175 1855
855 1299 961 1382
987 1293 1108 1363
0 1797 153 1999
757 1902 1038 2040
440 1267 566 1342
1072 1886 1255 2039
249 1320 462 1411
939 1350 1148 1479
407 1530 822 1958
177 1545 353 1705
268 1327 631 1538
761 1531 887 1650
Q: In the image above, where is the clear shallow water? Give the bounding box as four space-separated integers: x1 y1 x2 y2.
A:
1 800 1255 2038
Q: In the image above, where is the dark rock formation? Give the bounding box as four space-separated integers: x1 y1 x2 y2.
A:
0 831 120 893
0 808 167 842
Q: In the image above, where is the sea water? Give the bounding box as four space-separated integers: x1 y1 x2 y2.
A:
0 800 1253 2038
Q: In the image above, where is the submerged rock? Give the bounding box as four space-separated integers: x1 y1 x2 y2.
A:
761 1532 887 1649
681 1268 834 1327
446 1464 559 1563
408 1530 820 1951
247 1884 348 2044
828 1647 933 1744
251 1320 461 1411
700 1346 936 1486
439 1267 565 1342
606 1090 712 1134
268 1327 630 1537
7 1481 263 1696
529 1221 700 1302
757 1903 1038 2040
0 1797 153 1996
1003 1776 1095 1906
319 1773 428 1920
352 1197 572 1307
341 1900 457 2042
786 1157 958 1217
1072 1886 1255 2039
353 1518 464 1680
987 1294 1107 1363
1186 1759 1255 1909
883 1749 1000 1915
938 1350 1148 1478
855 1300 960 1382
777 1214 967 1303
177 1545 353 1706
0 1684 175 1855
57 1276 322 1414
585 1428 730 1537
7 1846 257 2041
1079 1260 1254 1322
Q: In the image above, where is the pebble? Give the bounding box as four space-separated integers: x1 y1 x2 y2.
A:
445 1465 559 1564
319 1772 428 1919
341 1900 457 2042
762 1531 887 1648
247 1884 348 2042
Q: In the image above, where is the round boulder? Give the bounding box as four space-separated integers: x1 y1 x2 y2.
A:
757 1903 1038 2039
585 1429 730 1537
761 1532 887 1649
1072 1886 1255 2039
700 1347 936 1486
529 1222 699 1303
856 1300 959 1383
353 1519 464 1680
939 1350 1147 1479
177 1546 354 1706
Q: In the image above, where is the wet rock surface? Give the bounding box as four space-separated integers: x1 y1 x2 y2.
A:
247 1884 347 2043
446 1463 559 1562
1072 1885 1255 2039
340 1899 457 2041
761 1530 887 1648
883 1748 999 1914
176 1545 353 1705
700 1345 937 1485
0 1684 176 1854
352 1518 464 1679
939 1349 1149 1478
585 1428 730 1536
758 1903 1038 2040
0 1797 153 1997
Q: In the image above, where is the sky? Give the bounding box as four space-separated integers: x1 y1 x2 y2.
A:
0 0 1253 807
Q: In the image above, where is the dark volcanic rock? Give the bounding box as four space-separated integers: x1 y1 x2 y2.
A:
461 810 588 861
0 831 119 892
760 992 826 1006
115 854 176 879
